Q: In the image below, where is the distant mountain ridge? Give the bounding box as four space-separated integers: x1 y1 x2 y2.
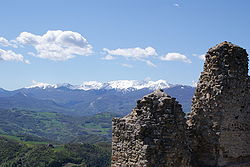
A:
25 80 173 91
0 80 195 116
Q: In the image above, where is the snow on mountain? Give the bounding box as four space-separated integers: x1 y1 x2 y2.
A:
25 80 173 91
140 80 172 90
103 80 172 90
78 81 103 90
0 88 7 92
25 81 58 89
25 81 76 89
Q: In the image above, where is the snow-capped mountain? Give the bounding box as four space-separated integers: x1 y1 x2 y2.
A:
100 80 172 91
25 80 173 91
77 81 104 90
0 80 195 116
26 82 57 89
25 81 76 90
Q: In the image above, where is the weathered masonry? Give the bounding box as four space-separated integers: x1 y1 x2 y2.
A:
188 42 250 167
112 90 191 167
112 42 250 167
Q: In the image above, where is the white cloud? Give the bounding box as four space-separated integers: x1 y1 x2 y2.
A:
102 47 157 66
103 47 157 59
199 54 206 61
15 30 93 61
0 37 16 47
192 80 198 87
173 3 180 7
0 48 29 63
193 54 206 61
160 52 192 63
121 63 133 68
101 55 115 60
144 60 156 67
0 37 10 46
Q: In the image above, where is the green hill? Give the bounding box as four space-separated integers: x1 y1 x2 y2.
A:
0 109 114 166
0 108 116 143
0 136 111 167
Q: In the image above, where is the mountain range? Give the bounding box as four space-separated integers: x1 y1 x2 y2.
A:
0 80 195 116
25 80 173 91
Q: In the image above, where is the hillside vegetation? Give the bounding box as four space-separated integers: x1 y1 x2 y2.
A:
0 108 116 143
0 136 111 167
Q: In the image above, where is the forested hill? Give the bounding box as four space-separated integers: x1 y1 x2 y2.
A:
0 108 116 143
0 136 111 167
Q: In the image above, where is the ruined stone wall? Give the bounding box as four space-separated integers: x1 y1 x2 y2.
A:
112 89 191 167
187 42 250 167
111 41 250 167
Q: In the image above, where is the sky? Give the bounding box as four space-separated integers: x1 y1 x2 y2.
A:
0 0 249 90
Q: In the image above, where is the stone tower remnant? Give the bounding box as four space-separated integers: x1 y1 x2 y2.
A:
111 41 250 167
112 89 191 167
187 41 250 167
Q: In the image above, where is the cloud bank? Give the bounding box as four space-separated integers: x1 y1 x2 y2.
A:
193 54 206 61
101 55 115 60
0 49 29 63
0 37 16 47
160 52 192 63
0 30 195 67
102 47 157 67
16 30 93 61
198 54 205 61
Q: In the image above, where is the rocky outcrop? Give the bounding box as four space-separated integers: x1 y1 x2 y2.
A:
112 89 191 167
187 41 250 167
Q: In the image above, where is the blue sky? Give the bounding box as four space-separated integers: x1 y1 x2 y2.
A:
0 0 249 90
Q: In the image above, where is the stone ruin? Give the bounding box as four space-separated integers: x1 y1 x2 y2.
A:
112 42 250 167
187 42 250 167
112 89 191 167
